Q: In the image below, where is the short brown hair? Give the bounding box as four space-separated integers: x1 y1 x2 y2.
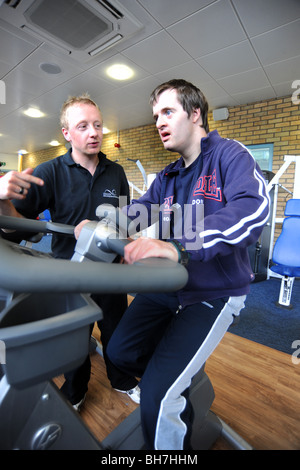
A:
150 79 209 133
60 93 101 129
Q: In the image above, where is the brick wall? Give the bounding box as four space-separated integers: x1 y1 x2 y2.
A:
208 95 300 239
23 94 300 237
24 144 68 169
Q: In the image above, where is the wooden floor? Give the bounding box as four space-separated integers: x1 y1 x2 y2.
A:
54 330 300 450
206 332 300 450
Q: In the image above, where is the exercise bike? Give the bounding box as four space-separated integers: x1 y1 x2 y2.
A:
0 206 251 450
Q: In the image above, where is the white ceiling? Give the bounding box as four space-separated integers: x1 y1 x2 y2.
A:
0 0 300 155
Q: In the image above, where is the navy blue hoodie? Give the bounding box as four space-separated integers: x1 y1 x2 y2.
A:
127 130 270 306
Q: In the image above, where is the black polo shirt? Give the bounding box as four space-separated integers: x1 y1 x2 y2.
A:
13 149 129 259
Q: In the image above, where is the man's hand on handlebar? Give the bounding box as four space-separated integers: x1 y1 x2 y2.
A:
74 219 91 239
74 219 179 265
124 237 179 265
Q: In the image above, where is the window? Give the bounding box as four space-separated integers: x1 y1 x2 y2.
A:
246 143 273 171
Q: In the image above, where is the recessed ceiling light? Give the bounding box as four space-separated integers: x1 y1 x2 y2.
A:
18 149 28 155
106 64 134 81
23 107 45 118
39 62 62 74
49 140 60 146
103 127 110 134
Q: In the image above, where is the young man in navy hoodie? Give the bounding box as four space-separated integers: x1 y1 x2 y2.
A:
106 79 270 450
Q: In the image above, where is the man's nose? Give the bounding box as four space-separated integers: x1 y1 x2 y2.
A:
156 115 165 129
89 125 99 136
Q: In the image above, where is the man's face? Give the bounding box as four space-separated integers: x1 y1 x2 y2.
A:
152 89 197 156
62 103 103 156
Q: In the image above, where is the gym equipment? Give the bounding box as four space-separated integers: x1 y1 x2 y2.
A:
269 199 300 308
248 171 274 282
0 206 252 450
267 154 300 280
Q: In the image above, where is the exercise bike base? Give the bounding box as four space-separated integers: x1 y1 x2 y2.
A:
0 367 220 450
0 377 102 450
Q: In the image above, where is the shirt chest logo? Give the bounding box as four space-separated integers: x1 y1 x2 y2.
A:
193 169 222 202
163 195 174 213
103 189 118 199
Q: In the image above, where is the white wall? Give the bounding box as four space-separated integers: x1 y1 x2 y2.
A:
0 153 18 171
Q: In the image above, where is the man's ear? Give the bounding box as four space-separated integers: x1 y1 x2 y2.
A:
62 127 71 142
192 107 201 124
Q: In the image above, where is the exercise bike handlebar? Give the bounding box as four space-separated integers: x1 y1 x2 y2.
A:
0 215 188 295
0 214 75 236
106 236 131 257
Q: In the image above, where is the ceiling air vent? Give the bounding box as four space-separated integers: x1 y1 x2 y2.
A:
4 0 22 8
97 0 123 19
0 0 143 61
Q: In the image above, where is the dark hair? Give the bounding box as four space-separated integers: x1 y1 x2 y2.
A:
149 79 209 133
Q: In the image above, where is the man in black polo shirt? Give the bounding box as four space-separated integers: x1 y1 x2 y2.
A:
0 94 140 408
